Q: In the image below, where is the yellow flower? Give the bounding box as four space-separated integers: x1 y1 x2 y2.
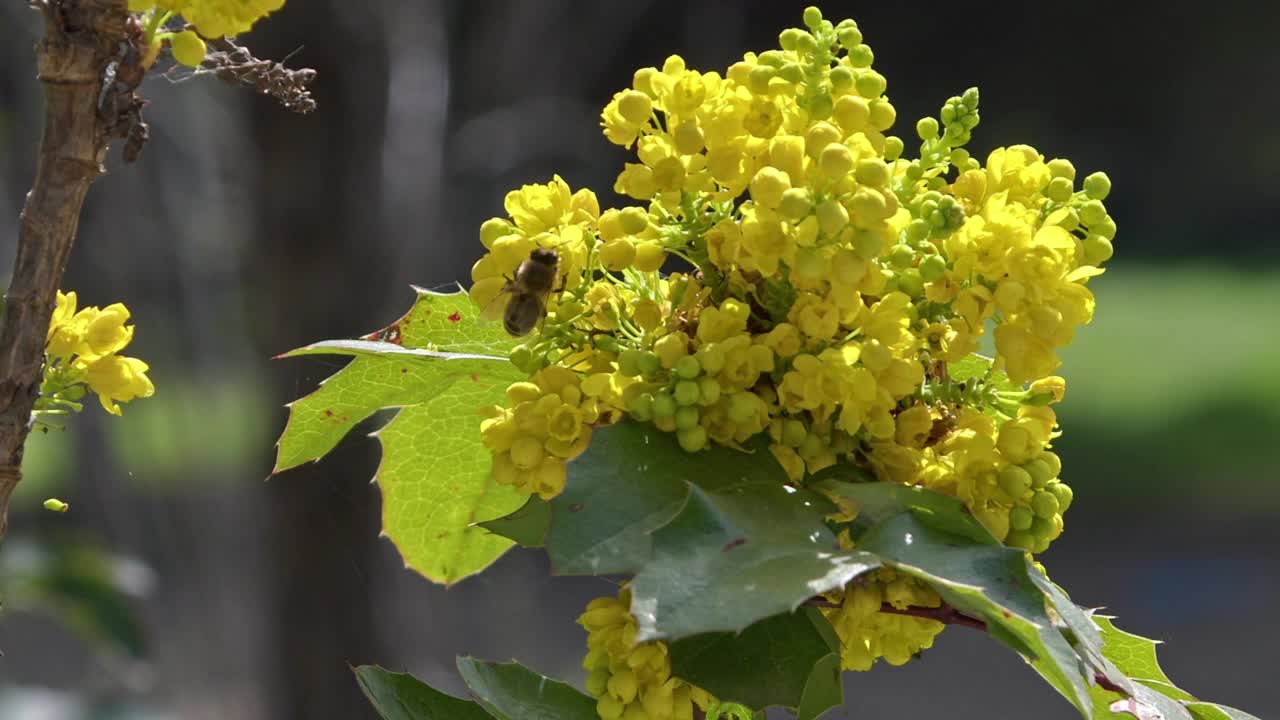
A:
82 355 155 416
81 303 135 358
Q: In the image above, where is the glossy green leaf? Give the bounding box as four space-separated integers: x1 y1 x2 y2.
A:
455 657 598 720
547 422 786 576
818 480 1094 715
478 496 550 548
275 288 526 584
629 480 879 640
354 665 492 720
1084 616 1263 720
814 477 997 545
668 609 840 715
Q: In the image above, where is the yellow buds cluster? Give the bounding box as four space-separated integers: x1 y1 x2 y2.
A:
482 366 618 499
579 588 716 720
42 291 155 416
821 570 945 671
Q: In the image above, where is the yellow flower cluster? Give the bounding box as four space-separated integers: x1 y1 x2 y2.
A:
480 366 619 499
467 6 1115 688
821 570 945 671
579 588 716 720
43 291 154 416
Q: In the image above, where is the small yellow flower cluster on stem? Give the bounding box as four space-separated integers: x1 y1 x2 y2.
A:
821 569 945 671
38 291 154 421
579 588 716 720
129 0 286 68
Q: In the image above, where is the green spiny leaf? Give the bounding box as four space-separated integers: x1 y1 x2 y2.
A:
629 480 878 641
376 377 524 584
547 422 786 576
455 657 597 720
354 665 492 720
275 289 526 584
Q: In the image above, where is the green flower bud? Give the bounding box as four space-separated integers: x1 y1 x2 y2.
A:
1023 458 1053 489
855 70 886 99
777 62 804 84
1009 506 1034 531
779 28 804 51
1006 530 1035 551
697 377 722 405
1079 200 1108 227
802 7 824 30
829 65 855 91
637 350 662 376
1041 451 1062 478
618 349 644 377
883 135 904 161
1031 490 1060 519
915 116 939 140
847 44 874 68
919 254 947 282
619 206 650 234
43 498 69 513
627 392 655 421
998 465 1033 498
837 26 863 48
889 244 915 269
1093 215 1117 240
652 391 677 418
896 268 924 298
1083 234 1114 265
480 218 512 248
675 405 700 431
778 187 813 220
678 425 709 452
1047 176 1074 203
1083 171 1112 200
674 354 702 380
674 380 701 406
1049 481 1073 513
1047 158 1076 181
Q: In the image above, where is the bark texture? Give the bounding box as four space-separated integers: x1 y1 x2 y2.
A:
0 0 130 538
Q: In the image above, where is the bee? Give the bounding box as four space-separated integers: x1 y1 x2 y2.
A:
499 247 562 337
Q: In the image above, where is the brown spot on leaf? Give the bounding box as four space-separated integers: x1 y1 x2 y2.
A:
469 373 479 382
721 538 747 552
447 311 462 323
568 503 584 513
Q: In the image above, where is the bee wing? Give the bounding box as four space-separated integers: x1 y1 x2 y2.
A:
471 277 511 321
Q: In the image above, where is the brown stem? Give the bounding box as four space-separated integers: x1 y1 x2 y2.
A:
0 0 130 539
877 602 989 632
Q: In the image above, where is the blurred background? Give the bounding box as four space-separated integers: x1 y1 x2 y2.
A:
1 1 1277 718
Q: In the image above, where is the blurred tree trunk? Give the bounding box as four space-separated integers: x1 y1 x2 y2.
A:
242 4 390 719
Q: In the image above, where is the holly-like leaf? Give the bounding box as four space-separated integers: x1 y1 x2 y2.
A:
668 608 841 717
455 657 598 720
813 476 997 545
478 496 550 548
629 480 879 641
355 666 492 720
819 479 1094 714
546 423 788 576
1081 616 1263 720
274 288 526 584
